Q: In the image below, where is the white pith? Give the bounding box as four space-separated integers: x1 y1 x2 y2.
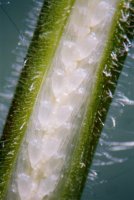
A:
7 0 118 199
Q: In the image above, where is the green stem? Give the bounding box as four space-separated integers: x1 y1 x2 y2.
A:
0 0 133 200
0 1 75 199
